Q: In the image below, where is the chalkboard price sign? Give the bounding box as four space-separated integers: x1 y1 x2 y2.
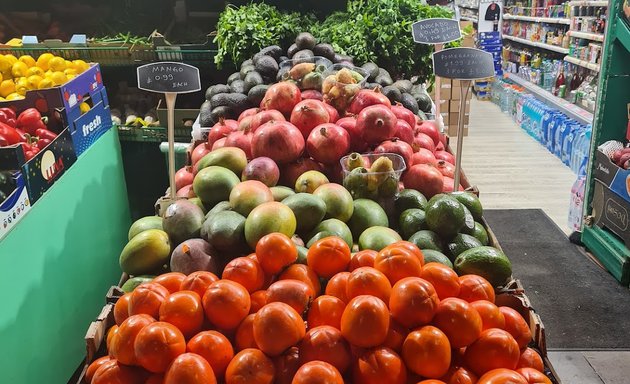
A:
137 62 201 94
412 18 462 44
432 48 495 80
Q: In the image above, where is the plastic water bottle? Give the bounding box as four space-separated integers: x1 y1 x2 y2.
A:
568 176 586 231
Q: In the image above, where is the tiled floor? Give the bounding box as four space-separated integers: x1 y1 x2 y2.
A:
461 99 630 384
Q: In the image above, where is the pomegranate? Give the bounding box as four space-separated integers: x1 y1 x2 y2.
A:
394 120 414 144
374 138 414 170
191 142 211 165
280 157 324 187
206 118 237 146
175 166 194 190
238 115 254 132
239 107 259 122
301 90 323 101
435 150 455 165
306 123 351 165
436 141 445 152
261 81 302 117
251 109 286 131
242 157 280 187
435 160 455 178
212 137 227 150
411 148 437 166
442 176 464 193
324 160 344 184
336 116 368 152
416 120 440 146
176 184 194 198
439 132 448 147
252 121 305 164
391 104 416 128
290 100 330 139
403 164 444 198
323 103 340 123
412 132 436 153
224 130 253 158
356 105 398 145
347 89 392 115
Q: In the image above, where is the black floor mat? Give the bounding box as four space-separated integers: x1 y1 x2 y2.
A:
484 209 630 349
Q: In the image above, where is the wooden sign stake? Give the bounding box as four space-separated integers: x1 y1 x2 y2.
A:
165 92 177 198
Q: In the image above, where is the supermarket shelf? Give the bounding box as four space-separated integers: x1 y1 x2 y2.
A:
503 14 571 24
503 35 570 54
567 30 605 42
564 55 601 71
457 4 479 11
567 1 608 6
460 15 479 22
505 72 593 124
616 18 630 53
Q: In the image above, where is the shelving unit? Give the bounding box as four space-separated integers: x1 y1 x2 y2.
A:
567 0 608 6
503 34 570 53
563 55 601 71
503 14 571 24
461 15 480 22
567 30 605 42
582 0 630 285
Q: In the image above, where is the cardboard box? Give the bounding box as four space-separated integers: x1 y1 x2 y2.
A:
593 149 630 204
0 172 31 240
592 179 630 250
449 100 471 113
446 124 469 137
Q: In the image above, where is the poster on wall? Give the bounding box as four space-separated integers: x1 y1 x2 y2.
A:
478 0 503 33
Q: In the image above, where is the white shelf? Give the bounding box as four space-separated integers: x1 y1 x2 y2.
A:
460 15 479 22
503 35 570 54
503 14 571 25
457 5 479 11
505 73 593 125
567 30 605 42
567 1 608 6
564 55 601 72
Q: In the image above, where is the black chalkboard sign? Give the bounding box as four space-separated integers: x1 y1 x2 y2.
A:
432 48 495 80
412 18 462 44
137 62 201 94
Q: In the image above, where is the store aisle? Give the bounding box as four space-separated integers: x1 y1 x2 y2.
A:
456 99 577 233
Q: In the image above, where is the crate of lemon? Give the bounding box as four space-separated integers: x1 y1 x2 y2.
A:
0 53 113 155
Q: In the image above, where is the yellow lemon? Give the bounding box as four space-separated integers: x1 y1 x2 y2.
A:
73 59 89 72
79 102 91 113
6 92 24 100
36 53 54 70
50 71 67 85
27 75 43 89
18 55 36 67
15 78 29 95
0 79 15 97
66 74 76 80
48 57 66 72
0 56 11 73
64 68 77 76
0 72 3 83
26 67 44 77
38 78 54 89
5 55 18 65
11 61 28 78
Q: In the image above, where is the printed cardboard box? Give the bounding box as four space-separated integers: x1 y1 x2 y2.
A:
0 172 31 240
593 149 630 204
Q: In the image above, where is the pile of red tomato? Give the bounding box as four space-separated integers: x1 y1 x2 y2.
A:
87 234 551 384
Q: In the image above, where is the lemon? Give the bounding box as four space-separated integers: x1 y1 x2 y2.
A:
27 75 43 89
73 59 89 73
64 68 77 76
0 79 15 97
6 92 24 100
18 55 36 67
0 56 11 73
11 61 28 78
15 78 29 95
0 72 2 83
26 67 44 77
36 53 54 70
5 55 18 65
50 71 67 85
38 78 54 89
66 74 76 80
79 102 91 113
48 57 66 72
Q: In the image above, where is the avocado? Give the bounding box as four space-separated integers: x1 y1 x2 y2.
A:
287 43 299 58
470 222 489 245
460 206 476 235
425 195 466 239
366 82 382 90
230 80 247 94
333 53 353 64
242 59 253 67
393 80 413 93
361 62 380 80
199 100 214 126
409 230 444 252
451 192 484 221
396 189 428 215
399 208 428 239
210 92 248 110
240 64 256 78
210 106 233 123
416 92 433 113
248 84 269 106
382 86 402 103
295 32 317 50
422 250 453 268
244 71 264 90
400 93 420 114
279 55 290 64
254 55 279 78
293 49 314 63
204 201 233 221
276 66 290 82
313 43 335 60
204 210 249 254
375 74 393 86
205 84 231 101
227 72 241 84
446 233 483 260
347 199 389 240
454 246 512 287
379 67 392 78
417 110 428 121
253 45 283 61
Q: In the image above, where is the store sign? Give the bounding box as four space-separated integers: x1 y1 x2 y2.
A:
432 48 495 80
137 62 201 94
412 18 462 44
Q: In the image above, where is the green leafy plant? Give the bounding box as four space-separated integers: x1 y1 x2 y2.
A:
213 3 315 68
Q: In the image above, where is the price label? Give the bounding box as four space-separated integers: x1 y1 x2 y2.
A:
432 47 495 80
137 62 201 94
412 18 462 44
